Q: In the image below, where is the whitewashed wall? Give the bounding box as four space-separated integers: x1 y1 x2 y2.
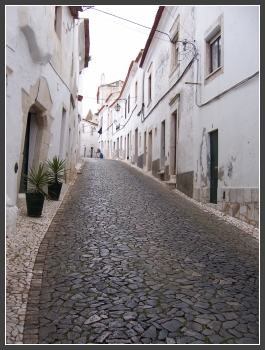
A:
192 6 259 226
79 119 99 159
6 6 86 233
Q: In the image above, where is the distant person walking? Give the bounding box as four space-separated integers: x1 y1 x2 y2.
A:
96 148 101 158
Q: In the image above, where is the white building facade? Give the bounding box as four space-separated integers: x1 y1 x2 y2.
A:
97 80 124 158
96 6 259 228
6 6 90 234
79 118 99 159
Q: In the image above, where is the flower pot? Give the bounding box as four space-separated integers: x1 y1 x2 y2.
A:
26 193 45 217
48 182 62 200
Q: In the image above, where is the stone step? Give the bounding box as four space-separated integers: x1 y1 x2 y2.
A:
168 175 176 183
164 181 176 189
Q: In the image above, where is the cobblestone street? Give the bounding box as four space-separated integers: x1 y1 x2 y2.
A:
23 158 259 344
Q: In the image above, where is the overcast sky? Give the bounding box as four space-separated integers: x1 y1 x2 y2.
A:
79 5 160 117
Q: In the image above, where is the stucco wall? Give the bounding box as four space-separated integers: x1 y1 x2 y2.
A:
192 6 259 226
6 6 85 233
94 6 259 227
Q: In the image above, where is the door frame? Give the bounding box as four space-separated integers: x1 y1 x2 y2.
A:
210 129 218 203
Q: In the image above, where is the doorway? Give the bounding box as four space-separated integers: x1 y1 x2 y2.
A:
127 133 130 159
210 130 218 204
169 111 177 175
117 137 119 158
148 130 152 171
19 112 31 193
160 120 165 169
144 131 147 166
135 128 138 164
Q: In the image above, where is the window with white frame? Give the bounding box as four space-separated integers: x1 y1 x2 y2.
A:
169 15 180 72
147 62 153 106
170 33 180 72
204 14 224 84
148 74 152 104
174 39 180 68
209 31 221 73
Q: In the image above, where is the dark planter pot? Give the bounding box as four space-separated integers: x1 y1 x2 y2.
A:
48 182 63 200
26 193 45 217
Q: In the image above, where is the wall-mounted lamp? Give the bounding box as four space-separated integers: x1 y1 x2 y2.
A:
113 119 124 129
115 103 121 112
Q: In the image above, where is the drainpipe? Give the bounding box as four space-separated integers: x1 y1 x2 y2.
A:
141 69 145 122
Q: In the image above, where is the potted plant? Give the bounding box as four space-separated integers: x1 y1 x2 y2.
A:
24 163 50 217
46 155 68 200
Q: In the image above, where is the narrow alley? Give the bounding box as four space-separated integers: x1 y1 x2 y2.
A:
23 159 259 344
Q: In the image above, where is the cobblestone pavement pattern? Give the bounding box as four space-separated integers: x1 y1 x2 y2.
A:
23 159 259 344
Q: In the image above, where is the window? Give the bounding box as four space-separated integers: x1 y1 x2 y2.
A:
204 14 224 84
82 124 84 132
135 81 138 104
169 15 180 72
148 74 152 104
210 32 221 73
174 40 179 67
147 62 153 106
54 6 58 30
54 6 62 40
170 35 180 71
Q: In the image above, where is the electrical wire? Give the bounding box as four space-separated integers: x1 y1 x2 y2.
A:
142 55 196 123
99 104 137 136
85 6 154 31
164 6 195 41
83 96 136 101
90 11 170 43
195 71 259 107
83 6 171 42
85 10 150 37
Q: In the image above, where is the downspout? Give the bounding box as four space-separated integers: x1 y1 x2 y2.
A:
141 68 145 122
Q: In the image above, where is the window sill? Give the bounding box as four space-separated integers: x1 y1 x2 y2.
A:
169 64 180 78
204 66 223 85
147 100 152 109
205 66 222 80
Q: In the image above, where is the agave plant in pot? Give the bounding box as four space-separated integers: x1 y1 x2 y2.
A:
46 155 68 201
24 163 50 217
